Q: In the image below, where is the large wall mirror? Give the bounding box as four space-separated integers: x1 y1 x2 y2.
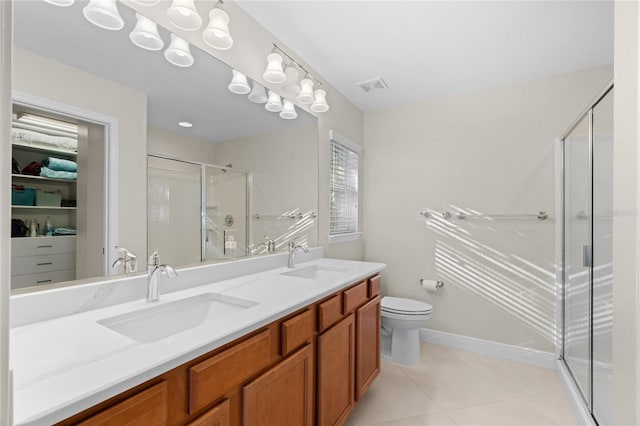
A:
10 0 319 293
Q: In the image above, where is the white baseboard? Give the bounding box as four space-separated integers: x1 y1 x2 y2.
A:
556 360 596 426
419 328 557 369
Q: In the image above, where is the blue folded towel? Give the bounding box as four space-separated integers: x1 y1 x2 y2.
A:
46 157 77 172
54 227 76 235
40 166 77 180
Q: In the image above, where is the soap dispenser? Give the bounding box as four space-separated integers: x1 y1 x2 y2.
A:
44 216 53 237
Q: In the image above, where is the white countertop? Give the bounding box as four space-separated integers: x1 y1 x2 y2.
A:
10 257 385 426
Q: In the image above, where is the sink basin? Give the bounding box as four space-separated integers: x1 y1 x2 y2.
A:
280 265 350 280
97 293 258 344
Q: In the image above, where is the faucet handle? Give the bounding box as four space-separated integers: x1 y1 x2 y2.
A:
148 251 160 267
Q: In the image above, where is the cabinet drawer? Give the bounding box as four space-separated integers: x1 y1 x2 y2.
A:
368 275 381 298
77 381 167 425
189 329 272 415
280 309 313 356
11 269 75 290
318 294 342 332
11 236 76 257
11 253 75 276
187 398 230 426
343 281 368 314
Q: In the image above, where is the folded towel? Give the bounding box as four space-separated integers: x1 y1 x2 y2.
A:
40 166 77 180
11 128 77 151
54 227 76 235
45 157 77 172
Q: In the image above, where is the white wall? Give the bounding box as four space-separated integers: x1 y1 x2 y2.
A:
12 48 148 271
148 126 216 165
213 123 319 251
612 2 640 424
363 66 612 353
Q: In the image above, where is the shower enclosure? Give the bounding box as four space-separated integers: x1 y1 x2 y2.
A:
560 82 613 425
147 155 250 267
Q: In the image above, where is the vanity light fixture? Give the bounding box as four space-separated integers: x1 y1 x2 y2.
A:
202 4 233 50
265 91 283 112
82 0 125 31
130 13 164 51
228 70 251 95
166 0 203 31
263 53 286 84
178 121 193 128
248 82 268 104
43 0 75 6
310 89 330 113
130 0 161 5
164 34 194 67
279 100 297 120
296 77 315 105
281 65 301 96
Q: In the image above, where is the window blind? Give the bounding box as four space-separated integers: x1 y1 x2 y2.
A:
329 139 359 235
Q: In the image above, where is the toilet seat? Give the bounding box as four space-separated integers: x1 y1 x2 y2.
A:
381 296 432 315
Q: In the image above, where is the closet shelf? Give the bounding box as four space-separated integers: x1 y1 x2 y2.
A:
12 174 77 184
11 205 76 210
11 141 77 157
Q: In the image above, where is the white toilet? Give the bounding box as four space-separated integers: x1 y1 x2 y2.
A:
381 296 433 365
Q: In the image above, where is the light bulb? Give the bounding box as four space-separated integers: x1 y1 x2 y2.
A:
130 13 164 51
43 0 75 6
202 8 233 50
282 66 301 96
297 78 315 105
248 83 268 104
280 100 297 120
166 0 203 31
130 0 160 5
228 70 251 95
265 91 283 112
310 89 330 113
164 34 194 67
263 53 286 84
82 0 124 31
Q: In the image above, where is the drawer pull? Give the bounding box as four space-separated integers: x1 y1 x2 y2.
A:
36 279 52 283
36 245 53 248
37 262 53 266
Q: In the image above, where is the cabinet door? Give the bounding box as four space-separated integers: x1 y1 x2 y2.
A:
187 398 230 426
242 344 313 426
77 381 167 426
356 296 380 400
317 314 355 426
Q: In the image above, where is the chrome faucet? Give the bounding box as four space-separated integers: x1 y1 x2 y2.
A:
112 246 138 273
287 239 310 268
147 251 177 303
255 236 276 254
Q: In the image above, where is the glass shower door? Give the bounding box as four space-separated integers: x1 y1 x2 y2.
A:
563 113 592 406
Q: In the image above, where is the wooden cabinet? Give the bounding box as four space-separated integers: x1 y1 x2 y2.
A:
317 315 355 426
243 344 314 426
57 274 381 426
77 381 167 426
356 295 381 400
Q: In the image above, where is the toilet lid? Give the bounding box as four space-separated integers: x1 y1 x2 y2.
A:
381 296 432 314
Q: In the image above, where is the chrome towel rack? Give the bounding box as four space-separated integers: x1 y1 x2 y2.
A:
419 210 548 221
253 212 317 220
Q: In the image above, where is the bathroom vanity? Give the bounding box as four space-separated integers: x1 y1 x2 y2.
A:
10 251 384 425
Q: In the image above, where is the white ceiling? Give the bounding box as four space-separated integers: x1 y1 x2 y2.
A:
237 1 614 111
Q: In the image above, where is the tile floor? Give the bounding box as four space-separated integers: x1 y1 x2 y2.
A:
346 343 577 426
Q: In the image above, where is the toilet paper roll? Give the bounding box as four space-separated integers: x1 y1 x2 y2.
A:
419 278 444 291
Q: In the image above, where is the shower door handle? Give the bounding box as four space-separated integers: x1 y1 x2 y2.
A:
583 245 592 268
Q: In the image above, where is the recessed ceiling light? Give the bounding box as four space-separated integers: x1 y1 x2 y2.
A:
178 121 193 128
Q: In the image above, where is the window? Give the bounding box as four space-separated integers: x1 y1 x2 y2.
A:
329 131 361 243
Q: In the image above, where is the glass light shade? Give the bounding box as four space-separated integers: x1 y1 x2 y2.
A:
263 53 286 84
43 0 75 6
281 66 301 96
130 0 161 5
202 8 233 50
310 89 330 113
279 100 297 120
228 70 251 95
248 82 268 104
164 34 194 67
265 91 283 112
166 0 203 31
82 0 124 31
130 13 164 51
296 78 315 105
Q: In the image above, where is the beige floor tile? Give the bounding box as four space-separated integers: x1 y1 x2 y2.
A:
445 397 571 426
524 389 578 426
367 412 458 426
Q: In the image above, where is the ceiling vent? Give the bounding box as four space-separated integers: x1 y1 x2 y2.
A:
356 77 389 93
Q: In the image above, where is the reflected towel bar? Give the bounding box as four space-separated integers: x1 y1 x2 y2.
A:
419 210 548 221
253 212 317 220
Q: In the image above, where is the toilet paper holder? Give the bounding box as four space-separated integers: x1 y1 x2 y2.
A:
419 278 445 289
